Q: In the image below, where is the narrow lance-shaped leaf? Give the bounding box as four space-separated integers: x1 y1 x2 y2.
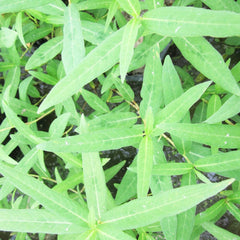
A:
38 27 125 113
137 136 153 198
120 18 140 82
101 179 234 230
155 123 240 149
155 81 211 125
0 0 52 14
140 44 162 119
26 37 63 70
62 3 85 74
201 222 240 240
195 150 240 172
15 12 27 48
206 94 221 119
2 98 42 145
142 7 240 37
205 95 240 124
81 115 107 219
81 89 109 114
117 0 141 17
0 147 38 200
152 163 193 176
161 55 192 154
77 0 113 10
0 161 89 229
173 37 240 96
115 157 137 205
195 199 227 225
0 209 81 234
226 201 240 222
176 172 196 240
105 0 119 31
150 139 177 240
97 225 135 240
162 55 183 104
202 0 240 13
37 125 143 153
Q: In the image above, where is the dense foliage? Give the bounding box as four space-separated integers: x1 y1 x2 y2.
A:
0 0 240 239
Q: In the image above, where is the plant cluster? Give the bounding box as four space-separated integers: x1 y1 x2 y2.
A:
0 0 240 239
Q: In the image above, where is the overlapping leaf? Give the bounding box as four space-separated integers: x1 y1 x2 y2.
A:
173 37 240 96
62 3 85 74
0 0 52 14
155 123 240 148
0 161 89 228
38 28 125 113
142 7 240 37
101 179 233 230
0 209 81 234
37 125 143 153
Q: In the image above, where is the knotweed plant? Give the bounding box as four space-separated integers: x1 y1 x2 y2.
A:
0 0 240 239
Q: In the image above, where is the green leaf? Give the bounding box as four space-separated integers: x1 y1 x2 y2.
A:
0 209 81 234
82 152 107 219
105 160 126 183
152 163 193 176
38 28 125 113
97 225 135 240
37 125 143 153
3 66 21 98
150 139 177 240
227 201 240 222
29 71 58 85
101 179 234 230
115 158 137 205
201 222 240 240
113 75 134 102
80 116 107 219
137 136 153 198
0 147 17 165
84 112 138 131
176 172 196 240
0 62 16 71
117 0 141 17
140 45 162 119
0 161 89 229
0 0 52 14
0 27 18 48
15 12 27 48
62 3 85 74
49 113 71 138
195 199 227 225
0 147 38 200
195 150 240 172
173 37 240 96
34 0 65 16
206 94 221 119
205 95 240 124
155 81 211 124
24 24 53 44
26 37 63 70
105 0 119 31
202 0 240 13
120 18 140 82
161 55 192 154
77 0 113 10
81 89 109 114
155 123 240 148
162 55 183 105
2 99 42 145
142 7 240 37
192 101 207 123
